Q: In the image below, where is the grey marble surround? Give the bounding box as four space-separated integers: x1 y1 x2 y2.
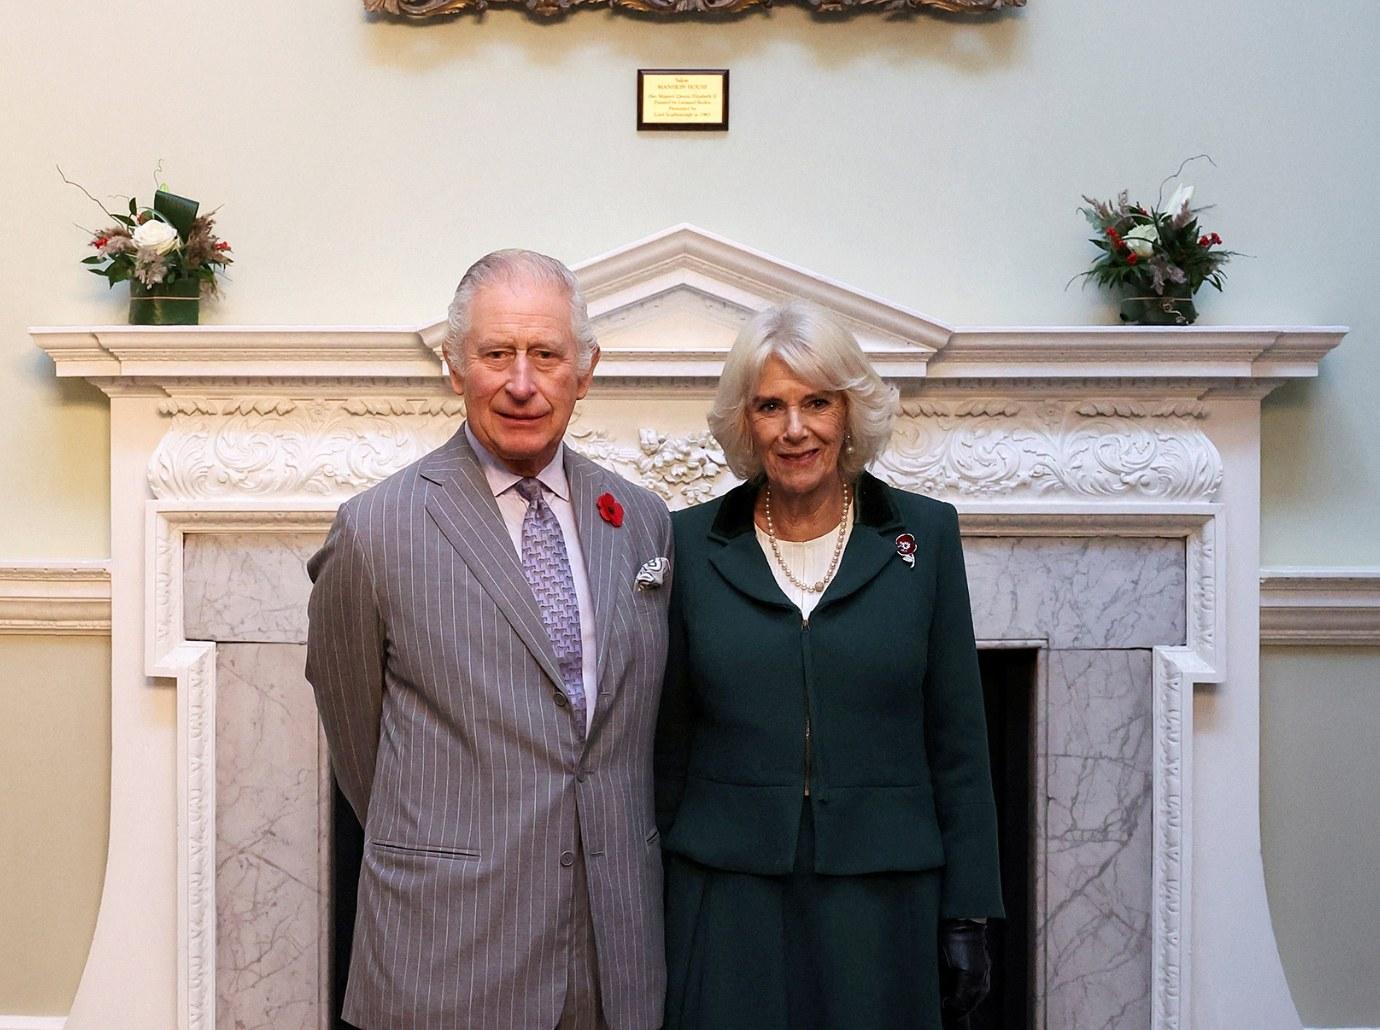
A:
186 532 1183 1030
215 643 328 1030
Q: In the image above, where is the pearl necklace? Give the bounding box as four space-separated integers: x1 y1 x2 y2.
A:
763 482 851 594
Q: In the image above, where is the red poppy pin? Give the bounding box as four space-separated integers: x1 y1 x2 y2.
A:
596 492 624 528
895 532 917 568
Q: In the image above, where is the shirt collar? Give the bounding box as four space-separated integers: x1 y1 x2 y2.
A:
464 422 570 502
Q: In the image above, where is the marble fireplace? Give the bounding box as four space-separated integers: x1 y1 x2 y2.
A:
33 226 1344 1029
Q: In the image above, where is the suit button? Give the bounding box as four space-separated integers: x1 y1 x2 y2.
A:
576 769 588 782
560 851 575 868
553 693 569 708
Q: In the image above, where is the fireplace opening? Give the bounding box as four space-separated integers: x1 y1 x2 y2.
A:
969 646 1035 1030
328 648 1035 1028
330 783 363 1030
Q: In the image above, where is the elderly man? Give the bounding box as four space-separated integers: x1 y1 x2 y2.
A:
306 249 672 1030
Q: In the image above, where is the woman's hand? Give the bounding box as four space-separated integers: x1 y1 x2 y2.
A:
939 918 991 1021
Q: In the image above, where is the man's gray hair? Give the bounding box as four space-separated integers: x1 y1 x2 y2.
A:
444 249 598 374
708 301 899 482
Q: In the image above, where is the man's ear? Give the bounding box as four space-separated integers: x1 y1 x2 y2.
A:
447 354 465 397
576 346 600 400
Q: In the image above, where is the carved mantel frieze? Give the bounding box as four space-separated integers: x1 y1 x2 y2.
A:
145 394 1223 506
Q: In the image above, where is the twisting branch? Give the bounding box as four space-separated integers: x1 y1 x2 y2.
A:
57 164 118 223
1156 154 1217 210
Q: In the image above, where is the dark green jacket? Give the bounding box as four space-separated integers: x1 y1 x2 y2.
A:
655 473 1003 919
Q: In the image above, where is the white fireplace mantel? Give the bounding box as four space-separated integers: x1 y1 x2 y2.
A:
32 225 1345 1030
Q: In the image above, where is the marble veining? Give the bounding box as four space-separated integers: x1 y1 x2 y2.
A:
185 533 322 643
216 643 328 1030
1039 649 1153 1030
964 537 1185 649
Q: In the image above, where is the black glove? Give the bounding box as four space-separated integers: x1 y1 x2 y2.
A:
939 918 991 1023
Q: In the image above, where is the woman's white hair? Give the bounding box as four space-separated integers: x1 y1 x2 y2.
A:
444 249 598 374
708 301 899 482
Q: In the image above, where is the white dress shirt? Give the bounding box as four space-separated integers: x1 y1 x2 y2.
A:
466 424 598 732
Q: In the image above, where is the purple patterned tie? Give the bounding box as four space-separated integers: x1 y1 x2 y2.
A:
515 478 585 719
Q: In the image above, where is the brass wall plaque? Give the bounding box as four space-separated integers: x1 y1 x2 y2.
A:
367 0 1021 19
638 70 728 132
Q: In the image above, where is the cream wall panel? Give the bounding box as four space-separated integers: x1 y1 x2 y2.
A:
0 637 110 1016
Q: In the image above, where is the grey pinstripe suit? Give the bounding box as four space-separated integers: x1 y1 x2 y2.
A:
306 424 671 1029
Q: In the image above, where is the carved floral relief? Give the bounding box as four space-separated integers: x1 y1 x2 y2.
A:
147 396 1220 506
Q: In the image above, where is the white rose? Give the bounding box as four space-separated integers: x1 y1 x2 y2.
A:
1124 223 1158 258
131 218 180 255
1164 184 1194 219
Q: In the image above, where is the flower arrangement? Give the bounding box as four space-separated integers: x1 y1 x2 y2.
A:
64 168 231 324
1075 160 1239 325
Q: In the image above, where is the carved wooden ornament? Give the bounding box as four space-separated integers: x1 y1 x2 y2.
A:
366 0 1021 19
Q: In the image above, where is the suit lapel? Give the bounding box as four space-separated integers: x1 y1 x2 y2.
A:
420 426 566 691
706 480 796 611
815 472 906 612
565 451 627 687
706 474 904 615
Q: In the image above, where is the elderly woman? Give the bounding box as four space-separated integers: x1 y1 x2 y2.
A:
655 301 1003 1030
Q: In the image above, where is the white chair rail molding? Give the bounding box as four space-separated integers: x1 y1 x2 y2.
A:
1259 568 1380 646
0 562 110 635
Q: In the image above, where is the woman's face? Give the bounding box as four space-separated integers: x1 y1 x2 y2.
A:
747 355 849 502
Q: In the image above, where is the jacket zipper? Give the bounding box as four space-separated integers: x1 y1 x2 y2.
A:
801 617 813 797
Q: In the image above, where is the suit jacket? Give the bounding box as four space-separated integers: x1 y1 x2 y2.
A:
654 472 1002 919
306 424 672 1030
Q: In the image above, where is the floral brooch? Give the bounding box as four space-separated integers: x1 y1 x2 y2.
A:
597 492 625 528
895 533 917 568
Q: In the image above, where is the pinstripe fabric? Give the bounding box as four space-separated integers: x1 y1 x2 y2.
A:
306 424 672 1030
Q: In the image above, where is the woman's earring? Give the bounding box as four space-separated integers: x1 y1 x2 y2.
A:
845 433 855 454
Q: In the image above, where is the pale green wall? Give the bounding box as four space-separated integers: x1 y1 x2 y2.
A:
2 0 1377 1021
1262 648 1380 1028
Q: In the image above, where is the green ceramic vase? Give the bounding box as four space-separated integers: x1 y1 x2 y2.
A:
1119 285 1197 326
129 278 200 326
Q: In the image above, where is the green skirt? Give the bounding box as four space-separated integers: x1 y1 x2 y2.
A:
664 802 943 1030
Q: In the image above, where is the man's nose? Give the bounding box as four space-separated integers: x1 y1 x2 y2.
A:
506 352 536 399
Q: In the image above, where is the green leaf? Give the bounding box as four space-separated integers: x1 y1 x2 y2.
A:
154 190 199 237
128 196 137 216
114 214 134 227
80 255 103 265
87 267 107 276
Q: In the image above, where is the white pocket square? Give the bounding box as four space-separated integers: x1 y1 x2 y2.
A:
635 557 670 591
